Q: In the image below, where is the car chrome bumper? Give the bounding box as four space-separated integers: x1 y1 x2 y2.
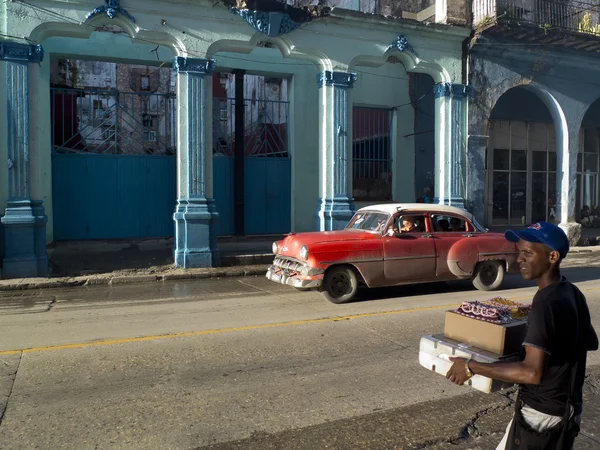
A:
266 266 323 289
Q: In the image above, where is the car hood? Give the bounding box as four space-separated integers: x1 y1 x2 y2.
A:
276 230 377 256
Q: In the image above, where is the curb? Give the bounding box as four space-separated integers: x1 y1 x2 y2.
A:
1 245 599 292
0 266 268 292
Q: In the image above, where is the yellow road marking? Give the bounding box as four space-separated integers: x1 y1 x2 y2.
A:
0 302 460 356
0 287 597 356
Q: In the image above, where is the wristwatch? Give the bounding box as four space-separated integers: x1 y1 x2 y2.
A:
465 359 474 378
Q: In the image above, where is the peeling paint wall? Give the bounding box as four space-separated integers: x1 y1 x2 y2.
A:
468 37 600 225
261 0 435 16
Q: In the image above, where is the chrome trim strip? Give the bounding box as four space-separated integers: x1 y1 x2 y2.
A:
319 258 382 265
319 255 436 264
385 255 437 261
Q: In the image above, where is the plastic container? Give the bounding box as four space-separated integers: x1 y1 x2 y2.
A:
419 334 519 393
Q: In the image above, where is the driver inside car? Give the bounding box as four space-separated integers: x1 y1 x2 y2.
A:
401 216 423 232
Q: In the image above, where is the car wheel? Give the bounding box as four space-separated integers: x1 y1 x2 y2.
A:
472 261 505 291
320 266 359 304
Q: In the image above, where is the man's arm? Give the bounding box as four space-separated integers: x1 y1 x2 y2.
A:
446 345 547 386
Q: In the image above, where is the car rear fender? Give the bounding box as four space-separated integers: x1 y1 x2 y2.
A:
446 238 479 278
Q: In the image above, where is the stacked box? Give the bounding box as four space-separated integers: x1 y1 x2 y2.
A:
443 311 528 356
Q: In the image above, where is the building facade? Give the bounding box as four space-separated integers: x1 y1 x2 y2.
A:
0 0 470 277
467 0 600 243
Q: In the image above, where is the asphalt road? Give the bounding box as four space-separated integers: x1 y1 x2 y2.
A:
1 265 600 450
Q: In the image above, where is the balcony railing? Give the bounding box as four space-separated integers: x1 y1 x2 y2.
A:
475 0 600 36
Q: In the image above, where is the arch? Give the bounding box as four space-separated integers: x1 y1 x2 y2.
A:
575 97 600 224
28 17 186 57
206 32 332 72
581 96 600 128
488 84 570 168
491 85 569 145
348 49 451 84
486 84 570 225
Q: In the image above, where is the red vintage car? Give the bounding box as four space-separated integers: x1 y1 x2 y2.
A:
266 204 520 303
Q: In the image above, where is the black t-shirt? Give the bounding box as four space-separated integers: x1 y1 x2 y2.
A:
520 278 595 416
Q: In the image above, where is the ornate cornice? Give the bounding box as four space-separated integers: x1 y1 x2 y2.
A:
0 42 44 63
434 83 470 98
468 135 489 147
87 0 135 23
173 57 216 75
451 84 469 97
385 34 417 57
317 71 357 88
231 8 300 37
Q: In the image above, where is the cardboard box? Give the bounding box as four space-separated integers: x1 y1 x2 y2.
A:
419 334 518 393
443 311 527 356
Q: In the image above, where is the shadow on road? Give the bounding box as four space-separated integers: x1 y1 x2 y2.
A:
351 267 600 303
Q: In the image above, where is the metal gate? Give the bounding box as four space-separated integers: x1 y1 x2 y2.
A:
51 88 177 240
213 97 291 236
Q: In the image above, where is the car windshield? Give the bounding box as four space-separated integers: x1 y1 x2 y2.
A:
346 212 391 233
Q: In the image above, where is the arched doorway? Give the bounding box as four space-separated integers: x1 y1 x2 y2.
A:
487 87 558 225
578 101 600 226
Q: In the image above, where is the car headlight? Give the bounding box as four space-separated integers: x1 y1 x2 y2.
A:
300 245 309 260
272 242 279 255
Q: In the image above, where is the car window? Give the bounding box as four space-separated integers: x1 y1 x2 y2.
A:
396 214 425 233
432 215 471 232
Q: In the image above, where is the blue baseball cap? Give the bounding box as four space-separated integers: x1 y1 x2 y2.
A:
505 222 570 259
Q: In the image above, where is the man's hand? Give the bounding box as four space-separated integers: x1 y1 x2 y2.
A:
446 357 471 385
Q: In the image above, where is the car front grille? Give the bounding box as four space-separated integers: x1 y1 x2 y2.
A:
273 256 306 275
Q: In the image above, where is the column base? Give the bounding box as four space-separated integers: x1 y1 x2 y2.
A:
1 200 48 279
207 198 220 266
315 197 356 231
559 222 582 248
173 198 219 268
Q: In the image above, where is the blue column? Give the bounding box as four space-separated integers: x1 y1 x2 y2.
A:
433 83 468 208
172 57 219 268
315 71 357 231
1 41 48 279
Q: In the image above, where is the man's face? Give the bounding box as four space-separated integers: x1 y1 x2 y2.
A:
516 240 558 280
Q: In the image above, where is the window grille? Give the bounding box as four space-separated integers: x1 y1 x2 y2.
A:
352 107 393 201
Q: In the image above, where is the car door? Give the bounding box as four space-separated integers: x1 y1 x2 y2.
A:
382 215 436 284
430 214 480 279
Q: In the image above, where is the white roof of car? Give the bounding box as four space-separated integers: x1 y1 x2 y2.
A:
357 203 475 221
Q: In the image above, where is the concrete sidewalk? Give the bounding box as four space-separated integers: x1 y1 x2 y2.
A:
0 263 268 291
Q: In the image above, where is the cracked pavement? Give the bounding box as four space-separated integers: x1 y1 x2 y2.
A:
0 271 599 449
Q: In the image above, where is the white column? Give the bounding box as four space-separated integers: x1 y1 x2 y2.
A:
315 71 357 231
172 57 219 268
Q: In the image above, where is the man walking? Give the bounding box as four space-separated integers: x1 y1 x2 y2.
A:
446 222 598 449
